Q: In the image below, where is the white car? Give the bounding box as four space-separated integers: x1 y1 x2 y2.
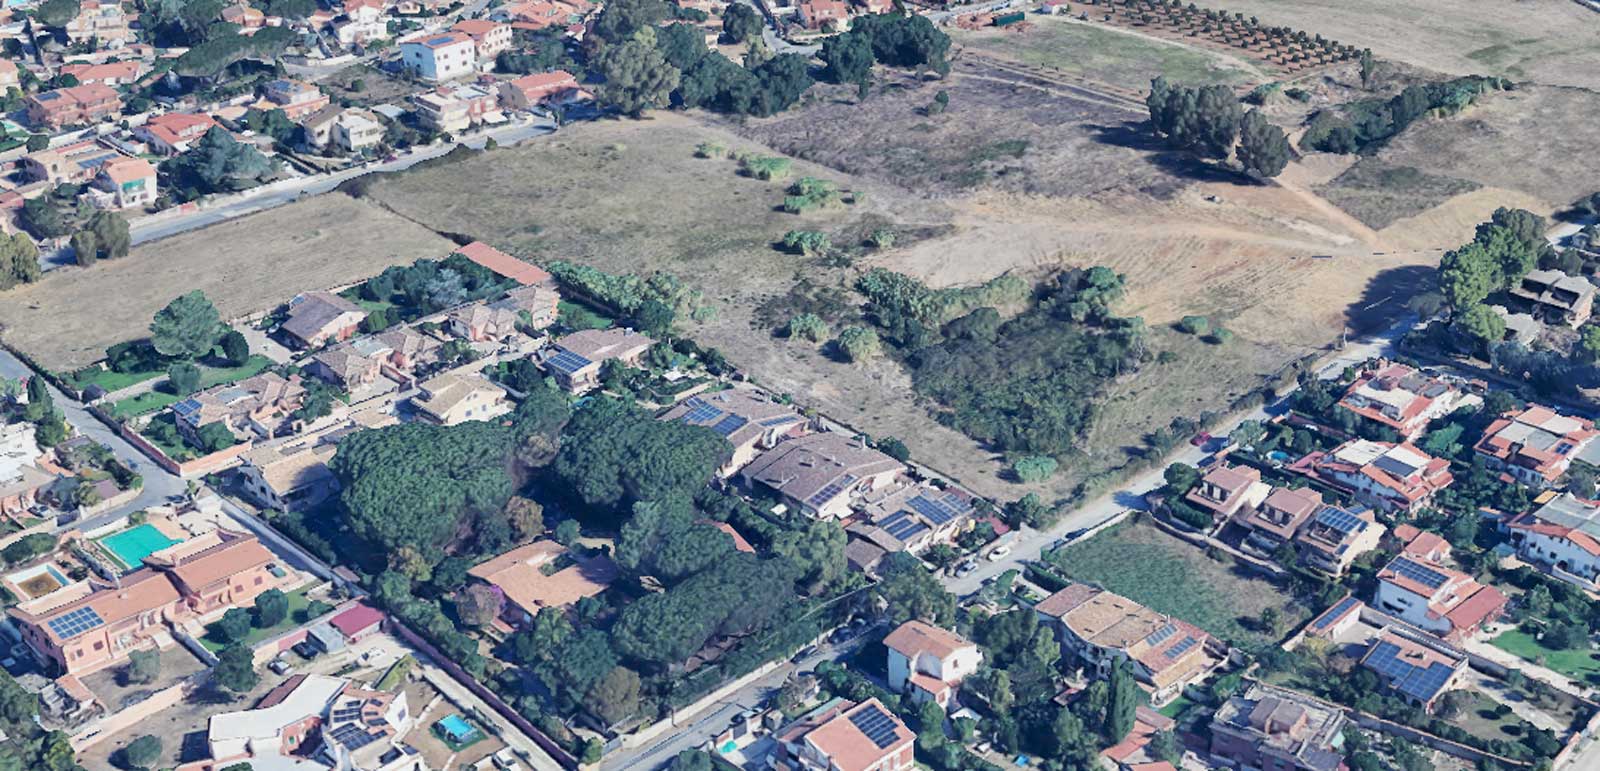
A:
986 545 1012 562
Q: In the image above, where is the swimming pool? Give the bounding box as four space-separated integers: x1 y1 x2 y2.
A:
436 713 479 744
99 524 183 569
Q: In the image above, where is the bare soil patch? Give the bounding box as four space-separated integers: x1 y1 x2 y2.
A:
1316 158 1481 230
1190 0 1600 90
0 196 453 371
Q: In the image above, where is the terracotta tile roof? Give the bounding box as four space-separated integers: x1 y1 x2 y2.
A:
468 540 618 613
800 699 913 771
168 534 275 589
140 112 217 147
451 18 503 38
703 520 755 553
329 603 383 637
742 431 904 511
883 620 971 661
454 240 551 285
1034 583 1100 619
101 156 156 185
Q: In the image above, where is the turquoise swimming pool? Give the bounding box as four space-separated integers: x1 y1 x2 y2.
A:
99 524 182 569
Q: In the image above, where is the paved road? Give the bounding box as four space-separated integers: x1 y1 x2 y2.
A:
125 117 556 248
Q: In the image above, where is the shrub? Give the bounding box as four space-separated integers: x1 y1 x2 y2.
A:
740 155 792 180
1011 455 1059 483
836 326 880 363
782 229 831 256
1178 315 1210 335
695 141 725 158
787 313 828 343
868 227 896 249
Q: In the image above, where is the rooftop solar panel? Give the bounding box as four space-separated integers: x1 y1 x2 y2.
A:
1387 556 1449 590
880 511 929 542
712 414 749 437
1312 596 1360 631
679 398 722 424
907 495 961 527
1365 640 1456 702
46 606 106 640
545 349 591 376
1165 636 1199 658
761 415 798 426
806 474 857 507
1315 506 1363 535
847 705 901 750
1143 622 1178 647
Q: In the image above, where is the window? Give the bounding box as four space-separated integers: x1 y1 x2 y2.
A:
255 576 264 586
93 641 104 651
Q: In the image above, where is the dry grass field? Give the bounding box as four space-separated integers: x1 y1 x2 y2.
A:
0 196 454 371
956 17 1265 92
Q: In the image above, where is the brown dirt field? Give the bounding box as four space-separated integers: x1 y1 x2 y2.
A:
1188 0 1600 90
0 196 454 371
1371 84 1600 212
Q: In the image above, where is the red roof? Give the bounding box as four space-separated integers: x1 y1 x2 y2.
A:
454 240 552 285
330 603 384 638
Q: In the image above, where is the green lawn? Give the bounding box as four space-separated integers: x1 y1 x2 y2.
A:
1491 628 1600 684
959 17 1258 91
201 585 317 652
112 356 276 418
1157 692 1199 719
63 366 163 394
1046 518 1308 647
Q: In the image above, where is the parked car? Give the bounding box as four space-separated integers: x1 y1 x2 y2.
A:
954 561 979 578
987 545 1012 562
268 656 292 675
1190 431 1213 447
292 641 320 660
1064 528 1088 542
792 646 817 662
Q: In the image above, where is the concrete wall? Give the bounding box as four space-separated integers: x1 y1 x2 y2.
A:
69 674 197 751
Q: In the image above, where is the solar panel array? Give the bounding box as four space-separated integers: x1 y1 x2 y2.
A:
712 414 749 437
47 607 106 640
330 723 382 751
1144 623 1178 647
907 494 965 527
1387 556 1449 590
1366 640 1456 702
544 349 592 376
1165 636 1199 658
331 706 364 723
847 704 902 750
1315 506 1364 535
761 415 798 427
880 511 930 543
807 474 858 507
1312 596 1360 631
172 399 202 420
680 398 722 424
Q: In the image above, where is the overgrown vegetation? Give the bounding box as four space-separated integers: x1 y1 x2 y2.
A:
1299 75 1511 155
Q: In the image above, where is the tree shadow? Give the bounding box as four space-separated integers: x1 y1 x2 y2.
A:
1086 121 1251 185
1112 490 1148 510
1344 265 1436 335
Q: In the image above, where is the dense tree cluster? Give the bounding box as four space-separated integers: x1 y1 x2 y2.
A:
359 254 516 321
173 25 296 79
0 233 41 291
1432 207 1551 352
553 395 730 510
150 290 223 359
1147 78 1290 178
160 127 279 201
1299 75 1510 155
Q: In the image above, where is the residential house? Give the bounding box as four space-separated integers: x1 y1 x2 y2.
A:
1209 682 1348 771
220 3 265 27
466 540 619 626
201 674 419 771
374 326 443 372
772 698 915 771
658 388 807 476
63 0 134 44
400 32 478 81
26 84 121 130
1505 492 1600 588
1291 440 1454 515
848 486 978 557
136 112 219 155
0 422 55 518
333 0 391 46
740 431 906 520
452 18 513 58
1473 404 1599 489
21 138 125 184
1235 486 1322 553
306 344 385 391
1034 584 1218 705
298 104 346 149
236 412 396 511
412 372 511 426
332 108 384 153
9 530 295 675
412 84 499 133
1294 504 1386 576
1336 362 1466 440
796 0 848 29
281 291 368 348
173 372 308 443
1303 594 1364 640
0 60 17 90
1511 268 1597 327
90 157 158 210
497 70 580 110
491 282 561 332
855 0 892 12
445 303 523 343
257 79 331 120
542 328 655 392
329 603 385 643
883 621 982 709
1372 553 1506 641
493 0 582 27
1102 707 1178 771
1356 630 1468 712
58 60 142 86
1184 464 1269 522
455 240 553 285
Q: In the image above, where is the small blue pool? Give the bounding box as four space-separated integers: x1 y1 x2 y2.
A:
437 713 477 743
1268 450 1294 463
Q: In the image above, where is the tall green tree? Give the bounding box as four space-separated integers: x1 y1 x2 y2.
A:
253 588 288 628
820 30 874 85
1105 657 1138 743
553 396 729 510
0 233 41 291
597 29 681 116
1237 108 1290 178
150 290 222 359
213 644 258 693
122 735 161 771
88 211 131 259
721 3 762 44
